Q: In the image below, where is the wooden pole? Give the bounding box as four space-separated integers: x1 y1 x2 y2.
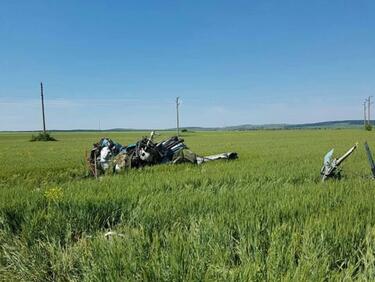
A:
368 96 372 127
40 82 46 133
364 101 367 127
176 97 180 137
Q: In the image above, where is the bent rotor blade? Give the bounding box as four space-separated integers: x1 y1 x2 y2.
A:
201 152 238 163
365 142 375 179
335 143 357 167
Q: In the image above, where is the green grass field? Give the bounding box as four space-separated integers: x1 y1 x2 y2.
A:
1 130 375 281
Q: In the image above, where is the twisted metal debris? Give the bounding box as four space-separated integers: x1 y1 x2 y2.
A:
87 131 238 177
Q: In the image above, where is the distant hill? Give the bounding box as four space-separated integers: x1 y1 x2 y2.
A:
173 120 367 131
284 120 365 129
72 120 369 131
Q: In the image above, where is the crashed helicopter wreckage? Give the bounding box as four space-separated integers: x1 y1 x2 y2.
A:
320 143 357 182
87 131 238 177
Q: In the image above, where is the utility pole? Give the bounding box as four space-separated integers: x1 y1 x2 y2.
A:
40 82 46 134
364 100 368 127
176 97 180 137
368 96 373 127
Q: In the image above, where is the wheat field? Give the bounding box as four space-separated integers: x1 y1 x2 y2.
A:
1 130 375 281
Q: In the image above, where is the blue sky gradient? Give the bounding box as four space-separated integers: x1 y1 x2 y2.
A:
1 1 375 130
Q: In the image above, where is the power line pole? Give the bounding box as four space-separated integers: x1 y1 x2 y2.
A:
176 97 180 137
40 82 46 134
368 96 373 127
364 100 368 127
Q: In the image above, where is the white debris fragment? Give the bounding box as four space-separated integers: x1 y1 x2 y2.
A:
104 231 125 239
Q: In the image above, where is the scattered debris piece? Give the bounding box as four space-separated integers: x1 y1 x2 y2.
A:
364 142 375 179
104 231 125 239
320 143 357 182
87 131 238 177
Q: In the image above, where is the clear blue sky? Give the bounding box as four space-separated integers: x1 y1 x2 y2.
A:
1 0 374 130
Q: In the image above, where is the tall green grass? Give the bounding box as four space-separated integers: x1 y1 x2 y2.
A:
1 130 375 281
